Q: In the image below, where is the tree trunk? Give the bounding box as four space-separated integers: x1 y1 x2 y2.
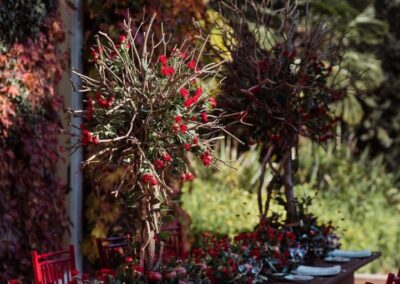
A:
145 227 156 270
283 150 297 223
257 145 275 219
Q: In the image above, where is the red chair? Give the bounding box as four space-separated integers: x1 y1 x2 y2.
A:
96 236 130 268
161 220 183 260
31 245 76 284
383 271 400 284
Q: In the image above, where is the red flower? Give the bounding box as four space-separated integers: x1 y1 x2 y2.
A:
163 153 172 162
180 124 188 133
92 136 99 144
250 248 261 259
96 92 113 108
119 35 127 43
193 136 199 145
91 50 99 62
187 60 196 69
184 143 191 151
150 177 158 186
159 54 168 65
141 173 153 183
125 256 133 263
194 86 203 98
97 97 108 108
175 115 182 123
286 231 296 241
133 265 144 273
180 173 187 182
161 66 175 76
184 97 195 107
179 88 189 98
172 123 180 133
200 151 212 166
208 97 217 108
201 111 208 123
184 88 202 107
185 172 194 181
142 173 158 186
155 159 165 170
179 52 187 59
71 269 79 277
81 129 93 145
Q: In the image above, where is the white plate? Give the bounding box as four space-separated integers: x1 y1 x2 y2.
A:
284 274 314 281
324 256 351 263
293 265 341 276
329 249 372 258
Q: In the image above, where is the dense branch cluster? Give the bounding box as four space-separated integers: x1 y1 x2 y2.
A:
206 0 356 221
72 15 229 267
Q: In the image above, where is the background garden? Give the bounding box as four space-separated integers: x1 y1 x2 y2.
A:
1 0 400 282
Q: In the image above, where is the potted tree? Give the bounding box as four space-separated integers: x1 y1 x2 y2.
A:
208 0 356 222
71 15 229 271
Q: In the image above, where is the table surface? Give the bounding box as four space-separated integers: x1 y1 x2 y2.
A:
273 252 381 284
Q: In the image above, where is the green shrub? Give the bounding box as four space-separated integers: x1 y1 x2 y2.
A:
182 140 261 237
297 142 400 273
182 140 400 273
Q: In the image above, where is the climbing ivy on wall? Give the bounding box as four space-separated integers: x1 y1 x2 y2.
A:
0 1 68 281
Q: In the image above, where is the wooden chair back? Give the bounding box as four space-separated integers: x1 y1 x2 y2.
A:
31 245 76 284
96 236 129 268
384 272 400 284
161 220 183 260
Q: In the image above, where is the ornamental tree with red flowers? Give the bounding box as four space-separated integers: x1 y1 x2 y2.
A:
70 15 229 270
209 0 359 222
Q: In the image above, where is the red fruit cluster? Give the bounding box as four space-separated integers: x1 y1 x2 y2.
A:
200 151 212 166
179 88 189 98
161 65 175 76
154 159 165 170
184 87 202 108
162 153 172 162
141 173 158 186
201 111 208 123
159 54 175 76
187 60 196 70
180 171 194 182
96 92 114 108
81 126 99 145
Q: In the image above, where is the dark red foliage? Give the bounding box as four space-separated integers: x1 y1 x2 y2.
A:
0 9 68 282
212 2 350 150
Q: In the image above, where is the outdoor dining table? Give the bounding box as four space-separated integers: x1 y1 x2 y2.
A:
273 252 381 284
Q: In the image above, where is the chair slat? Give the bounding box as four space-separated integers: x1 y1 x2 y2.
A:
97 236 130 268
31 245 76 284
